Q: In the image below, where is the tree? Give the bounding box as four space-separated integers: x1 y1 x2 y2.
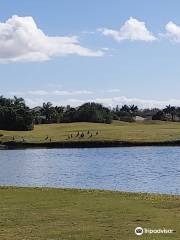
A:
13 96 26 109
163 105 176 121
41 102 55 123
129 105 138 115
114 104 138 122
62 102 112 124
121 105 130 112
152 110 166 121
0 96 34 131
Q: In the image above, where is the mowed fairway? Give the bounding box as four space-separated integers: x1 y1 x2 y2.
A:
0 187 179 240
1 121 180 143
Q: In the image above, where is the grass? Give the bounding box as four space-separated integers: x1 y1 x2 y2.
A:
1 120 180 144
0 187 179 240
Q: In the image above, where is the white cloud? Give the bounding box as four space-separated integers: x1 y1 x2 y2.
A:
0 15 103 63
9 88 180 109
53 90 93 96
82 30 96 35
67 98 85 104
99 17 156 42
15 95 180 109
106 89 121 93
9 91 24 96
100 47 109 51
27 90 48 96
24 97 85 108
93 96 180 109
164 21 180 42
25 97 45 107
9 89 93 97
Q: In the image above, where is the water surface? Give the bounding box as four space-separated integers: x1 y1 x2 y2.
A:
0 147 179 194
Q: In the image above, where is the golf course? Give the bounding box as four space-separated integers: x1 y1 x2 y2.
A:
1 121 180 148
0 187 179 240
0 121 180 239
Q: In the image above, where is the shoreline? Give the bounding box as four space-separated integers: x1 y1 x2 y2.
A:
2 139 180 149
0 185 179 197
0 186 179 197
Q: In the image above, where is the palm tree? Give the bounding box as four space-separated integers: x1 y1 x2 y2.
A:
121 105 130 112
163 105 176 121
129 105 138 116
13 96 26 109
41 102 54 123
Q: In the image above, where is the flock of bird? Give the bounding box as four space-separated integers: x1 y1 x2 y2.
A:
11 130 99 143
67 130 99 140
44 130 99 141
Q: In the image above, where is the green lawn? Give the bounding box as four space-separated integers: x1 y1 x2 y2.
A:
0 187 179 240
1 121 180 143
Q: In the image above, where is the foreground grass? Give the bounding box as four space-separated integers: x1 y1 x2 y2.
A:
1 121 180 144
0 187 179 240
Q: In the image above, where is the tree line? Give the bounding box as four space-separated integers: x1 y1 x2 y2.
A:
1 96 180 131
33 102 112 124
0 96 34 131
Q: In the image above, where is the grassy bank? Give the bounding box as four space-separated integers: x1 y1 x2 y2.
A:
1 121 180 147
0 187 179 240
1 120 180 142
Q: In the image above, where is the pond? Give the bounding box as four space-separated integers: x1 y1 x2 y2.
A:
0 147 179 194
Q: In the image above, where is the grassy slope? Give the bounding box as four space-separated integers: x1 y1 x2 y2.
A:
1 121 180 144
0 187 179 240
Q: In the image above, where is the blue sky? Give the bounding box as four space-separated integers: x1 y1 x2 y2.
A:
1 0 180 108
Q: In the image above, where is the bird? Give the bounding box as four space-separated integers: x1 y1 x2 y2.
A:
87 130 90 135
45 135 49 140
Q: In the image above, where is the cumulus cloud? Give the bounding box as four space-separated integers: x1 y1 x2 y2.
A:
12 94 180 109
164 21 180 42
25 97 86 108
0 15 103 63
93 96 180 109
99 17 156 42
